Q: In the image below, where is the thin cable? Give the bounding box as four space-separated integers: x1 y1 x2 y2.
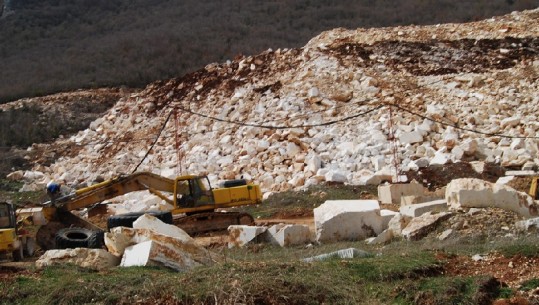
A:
131 109 174 173
175 104 385 129
387 102 539 139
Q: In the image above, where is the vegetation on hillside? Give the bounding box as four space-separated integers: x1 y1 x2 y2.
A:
0 0 538 103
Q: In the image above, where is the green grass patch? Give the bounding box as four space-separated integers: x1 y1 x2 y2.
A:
519 278 539 292
239 184 378 218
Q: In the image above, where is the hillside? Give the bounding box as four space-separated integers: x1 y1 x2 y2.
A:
2 8 539 305
8 8 537 202
1 0 539 103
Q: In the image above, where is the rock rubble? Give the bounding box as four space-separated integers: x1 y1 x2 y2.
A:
6 9 539 202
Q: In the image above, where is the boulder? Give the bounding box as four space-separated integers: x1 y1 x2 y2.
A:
445 178 539 218
314 200 383 243
105 226 215 267
401 212 452 240
515 217 539 232
228 225 267 248
380 210 398 230
387 213 409 237
265 224 312 247
400 194 443 205
121 240 206 272
36 248 120 270
6 170 24 181
133 214 193 242
378 182 426 205
302 248 372 262
399 200 447 218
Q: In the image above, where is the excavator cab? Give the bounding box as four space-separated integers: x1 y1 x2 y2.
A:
0 202 16 230
0 202 24 260
174 176 215 209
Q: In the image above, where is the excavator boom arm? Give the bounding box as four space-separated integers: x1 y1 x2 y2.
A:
56 172 177 211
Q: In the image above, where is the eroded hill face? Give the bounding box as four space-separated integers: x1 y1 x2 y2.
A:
17 9 539 192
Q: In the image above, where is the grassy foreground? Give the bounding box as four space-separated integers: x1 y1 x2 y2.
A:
2 238 535 305
2 185 539 304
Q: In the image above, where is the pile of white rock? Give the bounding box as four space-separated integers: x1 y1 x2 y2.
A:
8 9 539 201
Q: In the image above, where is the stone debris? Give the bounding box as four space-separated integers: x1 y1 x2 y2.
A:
515 217 539 232
387 213 409 237
314 200 384 243
438 229 453 241
264 224 312 247
367 229 393 245
228 225 267 248
121 240 204 272
10 9 539 198
399 199 447 218
378 182 426 205
133 214 193 242
301 248 372 262
401 212 453 241
104 216 217 271
380 209 399 229
36 248 120 270
446 178 539 218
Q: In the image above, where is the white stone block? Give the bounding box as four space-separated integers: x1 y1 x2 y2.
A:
121 240 202 272
314 200 383 243
380 210 398 230
399 200 447 218
36 248 120 270
446 178 539 218
378 182 426 205
265 224 311 247
228 225 267 248
401 212 452 240
516 217 539 232
496 176 515 185
399 131 423 144
325 170 347 183
133 214 193 242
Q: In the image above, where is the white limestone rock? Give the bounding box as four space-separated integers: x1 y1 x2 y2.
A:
401 212 452 240
378 182 426 205
325 170 347 183
496 176 515 185
265 224 312 247
388 213 409 237
105 226 213 267
36 248 120 270
399 200 447 218
6 170 24 181
228 225 267 248
399 131 423 144
302 248 372 262
446 178 539 218
515 218 539 232
120 239 211 272
314 200 383 243
133 214 193 242
380 210 399 230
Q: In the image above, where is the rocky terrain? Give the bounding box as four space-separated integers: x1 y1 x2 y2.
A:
1 8 539 305
0 88 134 178
4 9 538 200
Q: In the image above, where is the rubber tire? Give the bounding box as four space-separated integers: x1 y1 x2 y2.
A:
55 227 94 249
24 238 36 257
88 230 105 249
12 246 23 262
107 211 173 230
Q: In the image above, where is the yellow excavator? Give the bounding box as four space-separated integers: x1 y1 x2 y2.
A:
10 171 262 254
530 176 538 200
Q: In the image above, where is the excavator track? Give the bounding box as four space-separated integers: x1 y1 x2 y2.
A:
173 212 254 235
